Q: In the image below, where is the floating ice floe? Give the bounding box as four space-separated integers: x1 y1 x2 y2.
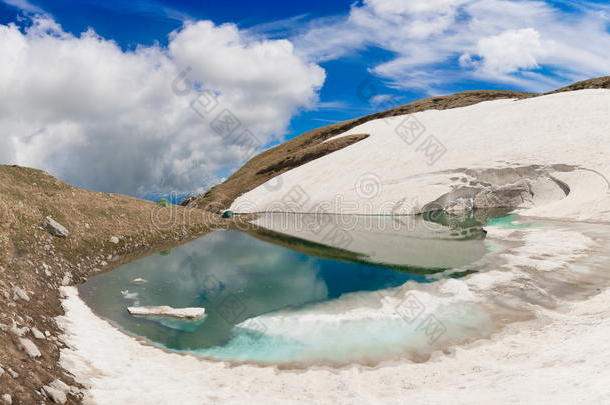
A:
127 306 206 320
120 290 139 300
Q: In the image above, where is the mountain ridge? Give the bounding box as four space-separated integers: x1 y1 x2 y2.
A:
186 76 610 212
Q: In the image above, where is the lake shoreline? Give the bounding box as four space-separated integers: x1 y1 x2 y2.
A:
59 214 610 404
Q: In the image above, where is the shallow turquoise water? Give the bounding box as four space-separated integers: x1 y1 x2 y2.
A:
80 213 496 365
485 215 532 229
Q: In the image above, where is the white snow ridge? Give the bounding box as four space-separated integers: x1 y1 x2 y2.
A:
232 89 610 223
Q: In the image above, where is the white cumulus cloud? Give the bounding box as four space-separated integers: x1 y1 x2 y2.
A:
0 17 325 195
294 0 610 92
469 28 545 74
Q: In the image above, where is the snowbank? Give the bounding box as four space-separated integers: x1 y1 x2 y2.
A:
231 89 610 222
58 281 610 404
57 217 610 403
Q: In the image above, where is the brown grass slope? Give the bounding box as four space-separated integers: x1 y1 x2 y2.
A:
187 76 610 212
0 165 239 404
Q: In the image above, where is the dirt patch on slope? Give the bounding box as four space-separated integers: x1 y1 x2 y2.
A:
187 76 610 212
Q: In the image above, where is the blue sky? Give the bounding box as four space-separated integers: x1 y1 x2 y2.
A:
0 0 380 136
0 0 608 196
0 1 353 46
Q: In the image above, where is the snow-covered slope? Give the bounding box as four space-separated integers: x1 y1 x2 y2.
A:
231 89 610 222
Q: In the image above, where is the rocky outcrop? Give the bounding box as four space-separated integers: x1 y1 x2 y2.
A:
44 217 70 238
425 166 571 214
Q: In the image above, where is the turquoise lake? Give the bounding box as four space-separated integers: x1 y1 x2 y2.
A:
79 212 505 366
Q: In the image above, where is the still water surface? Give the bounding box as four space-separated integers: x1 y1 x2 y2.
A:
80 213 509 365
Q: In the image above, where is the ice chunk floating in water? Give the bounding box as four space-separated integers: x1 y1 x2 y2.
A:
127 306 205 320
